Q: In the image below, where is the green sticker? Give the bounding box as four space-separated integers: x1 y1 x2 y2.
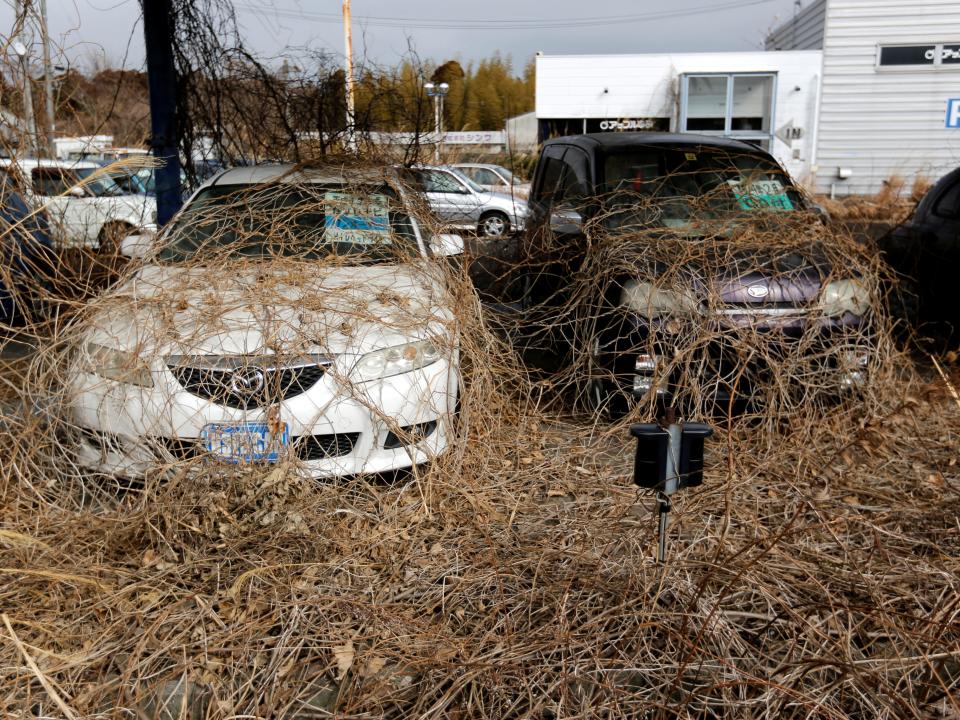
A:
727 179 794 211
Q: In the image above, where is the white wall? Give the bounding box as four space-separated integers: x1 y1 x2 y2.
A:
815 0 960 195
506 111 538 153
536 51 823 184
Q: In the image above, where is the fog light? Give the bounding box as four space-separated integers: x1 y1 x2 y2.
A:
838 350 870 389
633 353 669 399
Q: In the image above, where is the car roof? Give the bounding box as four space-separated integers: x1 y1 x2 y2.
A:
0 157 104 170
543 132 772 155
207 163 394 187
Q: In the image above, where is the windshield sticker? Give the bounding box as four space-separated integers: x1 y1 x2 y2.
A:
727 179 795 211
684 152 698 161
323 192 391 244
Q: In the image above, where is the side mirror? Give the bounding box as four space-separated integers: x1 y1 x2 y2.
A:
119 233 154 259
550 204 583 234
429 233 464 257
812 203 831 225
67 185 87 198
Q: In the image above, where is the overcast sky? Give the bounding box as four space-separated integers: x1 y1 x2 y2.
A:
6 0 803 72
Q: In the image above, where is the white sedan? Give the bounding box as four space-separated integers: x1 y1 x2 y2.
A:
68 164 462 479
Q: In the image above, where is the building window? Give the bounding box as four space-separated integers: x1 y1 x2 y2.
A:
681 73 776 145
878 43 960 67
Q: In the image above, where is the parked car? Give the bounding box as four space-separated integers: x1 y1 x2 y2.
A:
68 164 462 479
398 165 528 237
452 163 531 198
106 159 224 198
105 165 189 197
513 132 874 415
878 166 960 341
0 158 157 250
0 168 55 326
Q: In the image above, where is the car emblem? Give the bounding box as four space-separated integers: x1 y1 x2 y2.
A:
747 284 769 299
230 368 265 395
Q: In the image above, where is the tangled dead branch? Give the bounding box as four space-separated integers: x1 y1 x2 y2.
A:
0 152 957 719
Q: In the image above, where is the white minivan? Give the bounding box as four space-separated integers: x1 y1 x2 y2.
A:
0 158 157 249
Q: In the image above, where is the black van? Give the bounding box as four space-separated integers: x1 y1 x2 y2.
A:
510 133 872 415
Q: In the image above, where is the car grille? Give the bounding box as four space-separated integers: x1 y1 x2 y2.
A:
156 432 359 461
167 355 332 409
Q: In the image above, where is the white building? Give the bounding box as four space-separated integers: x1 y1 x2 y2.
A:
535 51 823 185
767 0 960 195
533 1 960 195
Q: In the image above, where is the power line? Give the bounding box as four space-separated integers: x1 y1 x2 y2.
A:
232 0 776 31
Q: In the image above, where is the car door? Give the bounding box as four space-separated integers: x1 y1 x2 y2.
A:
523 146 594 308
30 167 100 246
916 174 960 327
420 169 478 228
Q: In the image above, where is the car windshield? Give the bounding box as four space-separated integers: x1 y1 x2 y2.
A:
73 167 125 197
601 147 804 230
157 183 418 263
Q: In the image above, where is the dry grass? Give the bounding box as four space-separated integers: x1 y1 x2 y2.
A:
0 158 958 719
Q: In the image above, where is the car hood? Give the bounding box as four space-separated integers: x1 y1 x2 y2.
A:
614 221 837 306
84 262 453 360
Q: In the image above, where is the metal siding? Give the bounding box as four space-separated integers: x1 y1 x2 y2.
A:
766 0 827 50
815 0 960 194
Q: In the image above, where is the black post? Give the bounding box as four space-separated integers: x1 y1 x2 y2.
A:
142 0 182 226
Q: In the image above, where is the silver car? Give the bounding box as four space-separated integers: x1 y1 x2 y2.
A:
452 163 531 199
400 165 528 237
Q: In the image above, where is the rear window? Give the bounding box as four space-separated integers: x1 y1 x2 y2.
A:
601 147 803 229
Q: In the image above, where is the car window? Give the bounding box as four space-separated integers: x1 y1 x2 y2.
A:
932 180 960 219
32 168 78 196
456 167 478 181
492 166 516 184
422 170 468 194
557 149 591 205
158 183 418 263
72 168 124 197
536 152 566 204
474 168 502 186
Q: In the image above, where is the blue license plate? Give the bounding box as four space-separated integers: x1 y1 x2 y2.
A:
201 422 288 463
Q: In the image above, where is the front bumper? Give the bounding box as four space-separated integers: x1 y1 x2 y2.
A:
70 357 458 479
611 312 874 408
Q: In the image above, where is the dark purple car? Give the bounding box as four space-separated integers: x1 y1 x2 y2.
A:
516 133 874 415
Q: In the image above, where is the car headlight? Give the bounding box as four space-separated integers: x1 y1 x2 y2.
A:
621 279 700 318
350 340 442 382
819 278 870 317
80 342 154 387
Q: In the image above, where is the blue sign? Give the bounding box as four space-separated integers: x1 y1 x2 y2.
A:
947 98 960 128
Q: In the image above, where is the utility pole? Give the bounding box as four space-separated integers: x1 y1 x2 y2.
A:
142 0 182 225
13 40 37 157
38 0 55 156
342 0 356 151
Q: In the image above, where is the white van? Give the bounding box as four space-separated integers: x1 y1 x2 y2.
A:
0 158 157 249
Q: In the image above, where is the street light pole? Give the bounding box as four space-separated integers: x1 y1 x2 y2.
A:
424 81 449 163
